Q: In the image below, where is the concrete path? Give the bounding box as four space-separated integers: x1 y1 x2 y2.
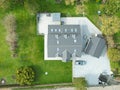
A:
0 88 11 90
88 85 120 90
1 85 120 90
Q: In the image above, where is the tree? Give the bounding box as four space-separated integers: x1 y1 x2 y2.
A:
75 4 86 15
102 0 120 16
65 0 76 5
107 48 120 62
16 66 35 85
0 0 10 10
106 36 115 48
100 16 120 36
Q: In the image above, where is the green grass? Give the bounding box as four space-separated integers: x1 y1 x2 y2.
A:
113 31 120 44
86 1 100 26
0 0 73 85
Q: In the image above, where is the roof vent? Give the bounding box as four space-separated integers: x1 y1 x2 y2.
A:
74 49 77 53
75 28 77 32
59 29 61 32
55 29 57 32
57 40 59 44
74 39 77 43
65 29 67 32
51 29 53 32
71 29 73 32
57 48 59 51
72 34 76 39
95 34 98 37
64 34 68 39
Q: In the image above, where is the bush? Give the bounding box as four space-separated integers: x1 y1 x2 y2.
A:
105 36 115 48
73 78 87 90
102 0 120 16
107 48 120 62
100 16 120 36
65 0 76 5
16 66 35 85
75 4 86 15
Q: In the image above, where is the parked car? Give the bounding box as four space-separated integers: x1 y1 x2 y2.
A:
75 60 86 65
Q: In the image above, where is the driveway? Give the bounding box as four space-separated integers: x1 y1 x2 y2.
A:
73 53 112 85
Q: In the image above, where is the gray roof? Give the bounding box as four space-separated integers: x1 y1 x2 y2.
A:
48 25 82 60
84 36 106 58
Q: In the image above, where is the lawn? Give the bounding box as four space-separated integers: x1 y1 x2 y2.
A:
0 0 72 85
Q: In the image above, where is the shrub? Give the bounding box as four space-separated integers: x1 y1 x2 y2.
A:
100 16 120 36
105 36 115 48
107 48 120 62
73 78 87 90
75 4 86 15
16 66 35 85
102 0 120 16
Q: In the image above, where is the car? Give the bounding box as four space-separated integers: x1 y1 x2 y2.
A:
75 60 86 65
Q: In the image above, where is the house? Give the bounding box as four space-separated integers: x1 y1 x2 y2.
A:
37 13 112 85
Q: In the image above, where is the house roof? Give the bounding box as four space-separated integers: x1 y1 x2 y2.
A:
84 36 106 58
52 13 61 21
37 13 106 62
62 50 71 62
47 25 82 61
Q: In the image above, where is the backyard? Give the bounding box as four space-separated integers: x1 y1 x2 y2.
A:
0 0 120 86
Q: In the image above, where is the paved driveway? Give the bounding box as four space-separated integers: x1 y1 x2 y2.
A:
73 53 112 85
